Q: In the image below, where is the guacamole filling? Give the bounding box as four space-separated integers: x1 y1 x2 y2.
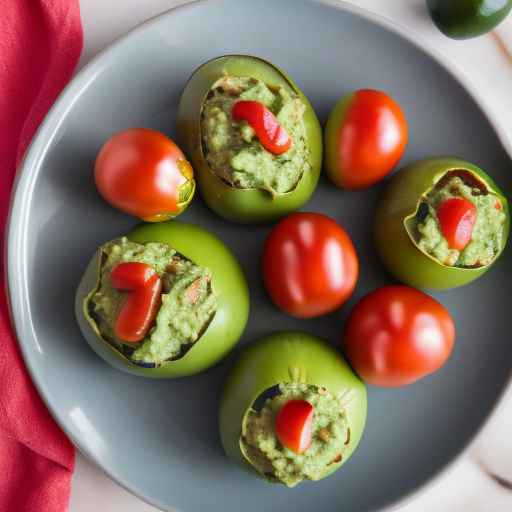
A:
200 75 310 195
241 383 350 487
88 238 217 366
413 173 506 267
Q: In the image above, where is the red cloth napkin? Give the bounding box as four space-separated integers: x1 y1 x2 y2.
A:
0 1 83 510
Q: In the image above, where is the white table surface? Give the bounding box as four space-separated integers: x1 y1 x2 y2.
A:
71 1 512 510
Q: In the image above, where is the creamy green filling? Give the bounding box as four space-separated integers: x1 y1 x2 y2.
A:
201 75 310 195
415 175 506 267
241 383 350 487
90 238 217 366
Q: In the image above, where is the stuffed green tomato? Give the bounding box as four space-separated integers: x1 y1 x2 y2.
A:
75 221 249 377
219 332 367 487
177 55 322 223
375 157 510 289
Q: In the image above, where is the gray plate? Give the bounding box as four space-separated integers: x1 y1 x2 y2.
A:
7 1 512 511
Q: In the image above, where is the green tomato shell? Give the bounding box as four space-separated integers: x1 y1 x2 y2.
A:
375 157 510 290
427 0 512 39
75 220 249 378
177 55 323 224
219 331 367 483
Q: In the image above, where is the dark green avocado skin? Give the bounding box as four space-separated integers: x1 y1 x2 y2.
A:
427 0 512 39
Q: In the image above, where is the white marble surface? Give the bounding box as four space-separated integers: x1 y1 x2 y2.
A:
71 1 512 510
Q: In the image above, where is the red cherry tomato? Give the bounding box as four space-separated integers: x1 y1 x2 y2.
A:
262 212 359 318
232 100 292 155
111 263 162 343
325 89 408 189
95 128 194 222
275 400 314 454
343 285 455 387
437 197 477 250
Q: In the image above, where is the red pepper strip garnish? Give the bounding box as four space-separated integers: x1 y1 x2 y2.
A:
495 200 502 210
111 263 162 343
232 100 292 155
437 197 477 251
275 400 314 454
110 261 157 289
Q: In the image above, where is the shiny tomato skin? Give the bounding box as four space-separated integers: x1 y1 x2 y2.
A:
437 197 477 250
343 285 455 387
110 262 156 289
94 128 194 221
114 273 162 343
275 400 314 454
325 89 408 189
262 212 359 318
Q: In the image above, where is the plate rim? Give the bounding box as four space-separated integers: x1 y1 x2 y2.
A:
6 1 512 510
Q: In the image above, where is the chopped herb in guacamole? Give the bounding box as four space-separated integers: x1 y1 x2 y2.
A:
201 75 310 195
241 382 350 487
89 238 217 366
414 173 506 267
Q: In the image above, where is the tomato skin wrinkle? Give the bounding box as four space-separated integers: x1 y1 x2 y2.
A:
232 100 292 155
437 197 477 250
110 263 162 343
275 400 314 454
